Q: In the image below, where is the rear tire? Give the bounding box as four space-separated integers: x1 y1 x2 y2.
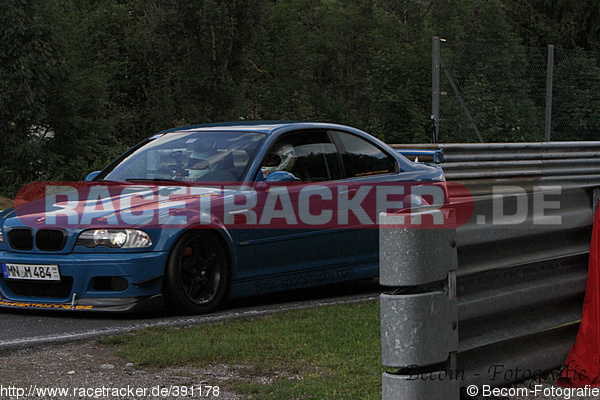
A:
163 231 229 314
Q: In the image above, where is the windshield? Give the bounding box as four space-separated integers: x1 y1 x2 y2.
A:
100 130 265 183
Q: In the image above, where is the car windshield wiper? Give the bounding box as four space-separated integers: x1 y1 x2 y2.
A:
91 179 133 185
125 178 190 185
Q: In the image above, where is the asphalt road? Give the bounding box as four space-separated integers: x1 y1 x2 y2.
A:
0 279 382 351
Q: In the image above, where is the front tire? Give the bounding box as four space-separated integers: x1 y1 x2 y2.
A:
163 231 230 314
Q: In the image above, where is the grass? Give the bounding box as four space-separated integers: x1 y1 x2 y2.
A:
100 300 383 399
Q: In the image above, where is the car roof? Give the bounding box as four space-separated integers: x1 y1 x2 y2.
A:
156 121 361 136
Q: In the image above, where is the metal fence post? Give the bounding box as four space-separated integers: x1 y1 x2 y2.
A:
380 208 459 400
432 37 441 143
545 44 554 142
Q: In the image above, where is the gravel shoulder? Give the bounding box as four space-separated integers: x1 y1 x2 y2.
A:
2 339 597 400
0 340 242 399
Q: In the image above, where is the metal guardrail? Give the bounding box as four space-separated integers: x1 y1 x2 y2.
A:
380 142 600 399
393 142 600 196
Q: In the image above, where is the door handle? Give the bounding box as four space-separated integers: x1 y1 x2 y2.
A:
338 188 358 197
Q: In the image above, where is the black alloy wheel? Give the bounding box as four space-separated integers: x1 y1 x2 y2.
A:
164 231 229 314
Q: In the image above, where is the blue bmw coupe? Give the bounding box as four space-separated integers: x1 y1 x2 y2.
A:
0 122 446 314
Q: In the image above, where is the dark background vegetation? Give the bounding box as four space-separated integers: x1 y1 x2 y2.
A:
0 0 598 197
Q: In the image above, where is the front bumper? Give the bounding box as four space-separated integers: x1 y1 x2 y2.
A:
0 294 164 312
0 250 169 312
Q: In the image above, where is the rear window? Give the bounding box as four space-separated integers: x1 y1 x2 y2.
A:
333 131 397 178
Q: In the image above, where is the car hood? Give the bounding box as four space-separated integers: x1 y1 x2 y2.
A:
3 183 237 231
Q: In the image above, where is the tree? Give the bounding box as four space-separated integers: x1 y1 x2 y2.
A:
503 0 600 51
0 0 62 196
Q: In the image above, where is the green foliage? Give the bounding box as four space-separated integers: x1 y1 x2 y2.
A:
1 0 600 196
504 0 600 51
0 0 61 195
552 50 600 140
440 42 547 142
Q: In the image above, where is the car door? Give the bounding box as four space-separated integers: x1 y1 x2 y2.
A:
329 130 403 268
252 130 361 281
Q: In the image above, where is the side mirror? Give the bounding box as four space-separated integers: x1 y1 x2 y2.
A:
84 171 101 182
265 171 301 183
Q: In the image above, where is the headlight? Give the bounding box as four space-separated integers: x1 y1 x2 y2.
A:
0 229 4 243
76 229 152 248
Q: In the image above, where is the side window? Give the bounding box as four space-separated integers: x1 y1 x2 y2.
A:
260 131 342 182
333 131 398 178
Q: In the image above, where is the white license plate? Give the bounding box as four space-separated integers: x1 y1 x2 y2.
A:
1 263 61 281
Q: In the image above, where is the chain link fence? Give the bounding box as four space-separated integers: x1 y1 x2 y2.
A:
435 39 600 143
